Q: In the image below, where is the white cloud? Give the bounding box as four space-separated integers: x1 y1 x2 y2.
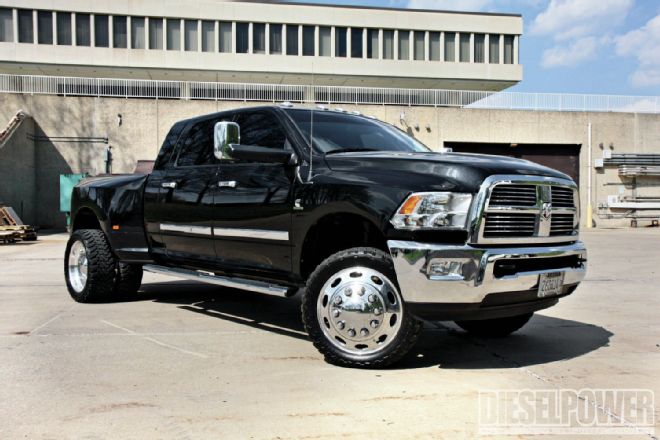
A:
531 0 633 69
541 36 600 67
531 0 633 40
615 15 660 87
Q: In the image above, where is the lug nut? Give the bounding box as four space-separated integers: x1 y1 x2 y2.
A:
333 296 342 305
370 320 379 328
374 308 382 316
337 321 346 330
347 329 356 337
359 286 366 296
332 309 341 318
360 328 369 337
344 287 353 296
368 294 377 303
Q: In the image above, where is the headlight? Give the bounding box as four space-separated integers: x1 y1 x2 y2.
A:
390 192 473 230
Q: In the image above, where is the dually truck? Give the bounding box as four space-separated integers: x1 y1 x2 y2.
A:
64 105 587 368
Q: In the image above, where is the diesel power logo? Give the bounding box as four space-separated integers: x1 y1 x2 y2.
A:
478 389 655 436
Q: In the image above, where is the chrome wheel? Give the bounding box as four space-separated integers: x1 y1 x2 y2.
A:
67 240 88 293
316 266 403 356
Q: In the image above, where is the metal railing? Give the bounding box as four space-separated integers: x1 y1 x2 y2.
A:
1 73 659 114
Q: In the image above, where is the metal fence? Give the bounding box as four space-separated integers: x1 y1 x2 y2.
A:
1 73 658 114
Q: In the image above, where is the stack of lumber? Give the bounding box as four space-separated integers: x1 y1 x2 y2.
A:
0 206 37 243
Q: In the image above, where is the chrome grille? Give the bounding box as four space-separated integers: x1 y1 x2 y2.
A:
551 186 575 208
551 214 575 236
489 184 537 207
483 213 536 237
476 178 579 244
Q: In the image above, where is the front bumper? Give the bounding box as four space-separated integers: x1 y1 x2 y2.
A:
388 240 587 319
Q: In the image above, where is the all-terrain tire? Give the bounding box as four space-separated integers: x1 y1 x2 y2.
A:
64 229 117 303
455 313 533 337
302 247 422 369
115 263 143 298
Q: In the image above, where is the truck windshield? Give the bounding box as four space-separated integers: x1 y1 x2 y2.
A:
284 109 430 154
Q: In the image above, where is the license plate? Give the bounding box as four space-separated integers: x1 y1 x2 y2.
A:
538 272 565 298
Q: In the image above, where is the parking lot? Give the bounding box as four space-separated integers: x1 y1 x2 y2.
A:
1 229 659 439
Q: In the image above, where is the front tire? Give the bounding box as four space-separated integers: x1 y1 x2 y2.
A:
455 313 533 337
302 247 422 368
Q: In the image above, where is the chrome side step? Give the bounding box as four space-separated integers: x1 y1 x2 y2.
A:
143 264 294 297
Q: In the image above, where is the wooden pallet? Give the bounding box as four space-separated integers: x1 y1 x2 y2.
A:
0 206 37 243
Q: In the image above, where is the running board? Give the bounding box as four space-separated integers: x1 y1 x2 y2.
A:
143 264 294 297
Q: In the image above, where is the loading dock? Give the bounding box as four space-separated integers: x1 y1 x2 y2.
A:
445 143 581 183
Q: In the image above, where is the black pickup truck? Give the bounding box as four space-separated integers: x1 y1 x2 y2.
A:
64 105 587 368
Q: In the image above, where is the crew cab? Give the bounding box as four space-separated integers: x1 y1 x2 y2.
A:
64 105 587 368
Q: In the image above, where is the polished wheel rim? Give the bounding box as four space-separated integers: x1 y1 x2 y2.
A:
68 240 88 293
316 266 403 356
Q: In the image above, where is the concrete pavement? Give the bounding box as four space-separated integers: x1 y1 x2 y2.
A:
0 229 658 439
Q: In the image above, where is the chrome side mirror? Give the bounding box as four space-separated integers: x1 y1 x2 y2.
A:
214 121 240 160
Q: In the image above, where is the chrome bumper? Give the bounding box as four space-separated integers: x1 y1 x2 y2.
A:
387 240 587 304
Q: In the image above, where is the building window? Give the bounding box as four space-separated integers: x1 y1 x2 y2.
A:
114 16 128 48
56 12 71 45
37 11 53 44
149 18 163 50
382 30 394 60
184 19 197 51
319 26 330 56
367 29 378 59
474 33 485 63
398 31 410 60
428 31 440 61
17 9 33 43
335 26 347 57
0 8 13 42
201 20 214 52
503 34 514 64
132 17 145 49
94 15 109 47
444 32 455 62
236 22 248 53
166 19 180 50
253 23 265 54
459 33 470 62
302 25 314 56
286 24 298 55
269 24 282 54
75 13 90 46
219 22 231 53
351 28 363 58
489 34 499 63
414 31 424 60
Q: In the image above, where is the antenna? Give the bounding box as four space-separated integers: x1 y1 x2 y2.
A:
307 62 315 182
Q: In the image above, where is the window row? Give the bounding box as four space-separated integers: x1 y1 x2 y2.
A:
0 8 517 64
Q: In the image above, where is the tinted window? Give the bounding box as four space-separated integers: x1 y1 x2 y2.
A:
154 121 186 170
285 110 429 154
234 112 286 150
176 119 218 167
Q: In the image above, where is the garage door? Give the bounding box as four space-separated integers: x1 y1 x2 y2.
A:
444 143 581 183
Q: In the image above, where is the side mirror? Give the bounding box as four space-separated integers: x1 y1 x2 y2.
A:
228 144 298 165
214 121 240 160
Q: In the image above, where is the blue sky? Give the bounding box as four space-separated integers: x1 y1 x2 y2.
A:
290 0 660 96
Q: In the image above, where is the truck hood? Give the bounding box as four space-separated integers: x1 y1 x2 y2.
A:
323 151 571 193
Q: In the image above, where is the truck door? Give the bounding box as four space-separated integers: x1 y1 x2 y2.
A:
213 109 295 280
149 117 222 267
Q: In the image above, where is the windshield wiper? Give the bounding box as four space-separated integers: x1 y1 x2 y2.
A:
325 148 381 155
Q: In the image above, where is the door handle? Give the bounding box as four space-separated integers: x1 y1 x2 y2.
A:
162 182 177 189
218 181 237 188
